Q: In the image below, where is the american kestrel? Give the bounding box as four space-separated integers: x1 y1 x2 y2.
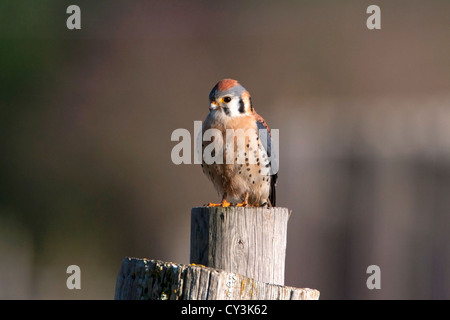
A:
201 79 278 207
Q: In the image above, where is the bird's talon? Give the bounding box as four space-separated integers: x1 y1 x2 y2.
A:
205 202 224 207
236 202 247 207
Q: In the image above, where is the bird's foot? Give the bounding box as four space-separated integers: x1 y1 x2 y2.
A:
235 200 248 207
235 192 250 207
236 202 262 207
204 199 232 207
204 203 220 207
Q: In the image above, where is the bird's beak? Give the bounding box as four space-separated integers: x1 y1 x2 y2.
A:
209 101 219 111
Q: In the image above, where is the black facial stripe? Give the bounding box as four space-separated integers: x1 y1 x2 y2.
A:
223 106 230 116
249 97 253 111
239 98 245 114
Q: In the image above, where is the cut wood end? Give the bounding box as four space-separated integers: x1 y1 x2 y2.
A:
115 257 319 300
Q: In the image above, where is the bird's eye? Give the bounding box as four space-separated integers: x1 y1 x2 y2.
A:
223 96 232 103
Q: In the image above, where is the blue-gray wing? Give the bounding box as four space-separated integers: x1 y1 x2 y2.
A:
256 116 278 206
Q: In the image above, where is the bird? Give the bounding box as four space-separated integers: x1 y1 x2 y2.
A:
201 79 278 207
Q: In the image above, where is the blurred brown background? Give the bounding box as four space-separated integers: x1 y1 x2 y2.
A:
1 0 449 299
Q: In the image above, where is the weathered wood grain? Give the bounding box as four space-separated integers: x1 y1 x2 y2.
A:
190 207 290 286
115 257 320 300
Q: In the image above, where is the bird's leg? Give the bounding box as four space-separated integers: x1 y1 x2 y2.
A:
205 194 231 207
236 192 249 207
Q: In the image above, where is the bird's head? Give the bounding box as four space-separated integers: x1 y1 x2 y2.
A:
208 79 253 118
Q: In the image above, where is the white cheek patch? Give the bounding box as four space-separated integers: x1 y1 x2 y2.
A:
226 99 246 117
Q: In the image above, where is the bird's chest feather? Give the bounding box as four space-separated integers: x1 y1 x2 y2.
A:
202 115 265 193
202 115 257 165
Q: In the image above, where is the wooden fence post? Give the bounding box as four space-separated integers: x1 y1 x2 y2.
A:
115 207 320 300
190 206 289 286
